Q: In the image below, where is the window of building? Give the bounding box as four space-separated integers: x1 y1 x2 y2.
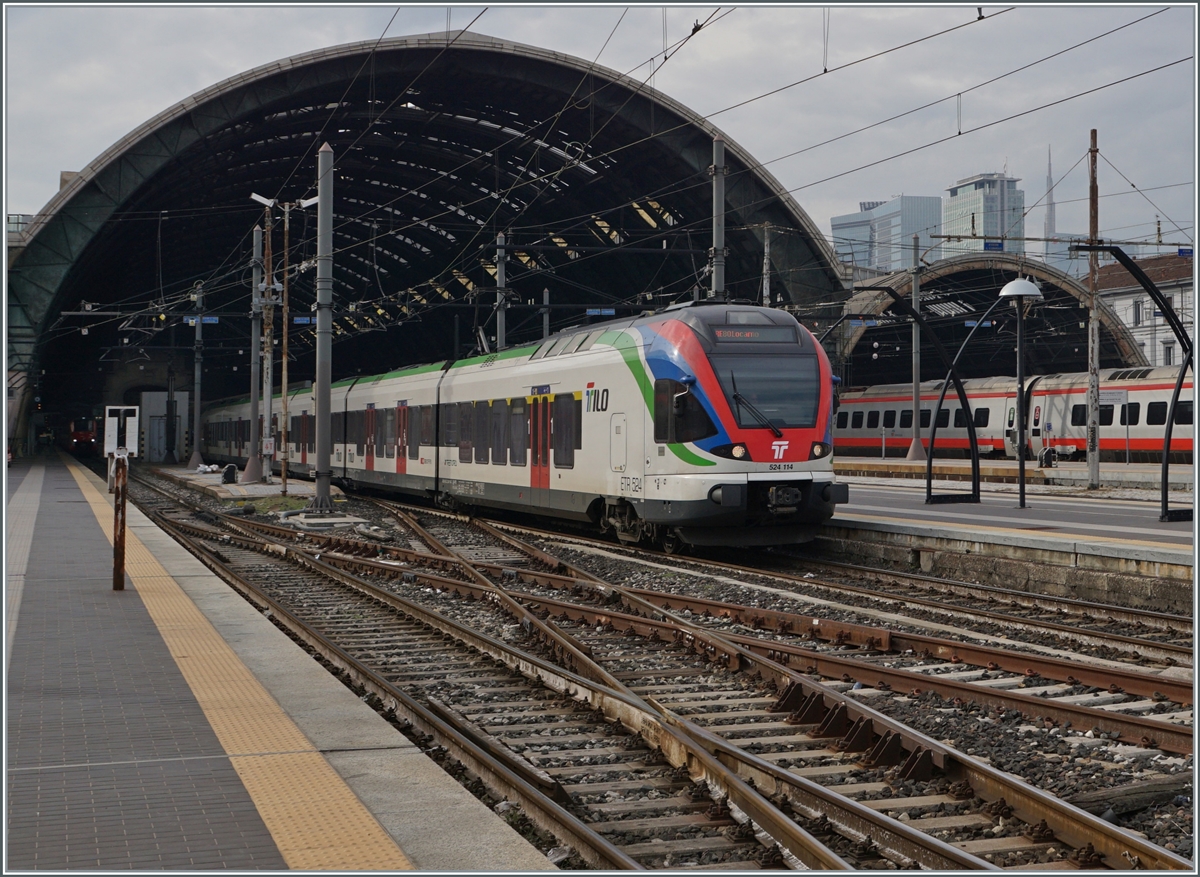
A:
1163 343 1175 366
1133 300 1143 326
883 409 896 429
866 410 879 430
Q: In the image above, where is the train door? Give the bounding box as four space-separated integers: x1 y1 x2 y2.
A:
1029 393 1047 453
365 405 375 472
1002 394 1019 458
396 404 407 475
610 413 627 472
530 395 551 506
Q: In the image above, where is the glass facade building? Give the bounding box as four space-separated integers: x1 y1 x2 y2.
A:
942 172 1025 257
830 196 942 273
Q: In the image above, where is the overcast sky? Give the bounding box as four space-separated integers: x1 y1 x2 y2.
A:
5 4 1196 255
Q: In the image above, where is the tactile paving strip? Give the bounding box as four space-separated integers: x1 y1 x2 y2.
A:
64 459 413 871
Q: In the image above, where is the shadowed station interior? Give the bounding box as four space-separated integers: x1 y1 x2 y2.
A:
5 31 1142 450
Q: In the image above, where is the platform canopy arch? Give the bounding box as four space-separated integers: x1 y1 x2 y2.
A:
823 253 1145 388
7 30 845 422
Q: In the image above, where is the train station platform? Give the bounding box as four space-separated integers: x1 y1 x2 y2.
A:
5 453 555 871
833 456 1194 491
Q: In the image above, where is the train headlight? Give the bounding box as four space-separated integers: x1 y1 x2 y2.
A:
708 443 751 461
809 442 830 459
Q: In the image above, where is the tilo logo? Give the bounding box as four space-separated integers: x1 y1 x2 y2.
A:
771 440 789 460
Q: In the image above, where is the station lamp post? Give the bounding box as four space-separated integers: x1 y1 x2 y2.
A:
999 278 1043 509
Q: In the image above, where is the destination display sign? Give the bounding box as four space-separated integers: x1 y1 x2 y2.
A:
713 326 795 343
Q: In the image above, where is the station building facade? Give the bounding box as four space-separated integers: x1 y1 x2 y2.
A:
830 195 942 273
1096 253 1194 368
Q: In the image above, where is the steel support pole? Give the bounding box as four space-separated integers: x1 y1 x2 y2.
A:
261 209 275 483
1086 129 1100 489
1016 299 1028 508
244 227 263 482
163 367 177 464
711 136 726 298
309 143 335 512
187 284 204 468
281 203 291 496
907 234 926 460
496 233 506 349
761 223 771 306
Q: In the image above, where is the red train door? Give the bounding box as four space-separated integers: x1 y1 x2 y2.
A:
365 405 375 472
530 395 551 504
396 404 407 475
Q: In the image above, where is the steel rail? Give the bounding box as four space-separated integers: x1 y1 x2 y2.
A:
617 587 1193 706
148 508 858 870
478 516 1192 664
471 520 1196 870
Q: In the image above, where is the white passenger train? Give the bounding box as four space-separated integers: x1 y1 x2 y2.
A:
834 366 1193 462
201 302 849 549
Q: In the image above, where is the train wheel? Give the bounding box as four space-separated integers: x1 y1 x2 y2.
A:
660 530 687 556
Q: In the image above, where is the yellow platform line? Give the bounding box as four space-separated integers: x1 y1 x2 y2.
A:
63 457 412 871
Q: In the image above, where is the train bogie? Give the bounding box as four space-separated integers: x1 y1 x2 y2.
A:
201 304 848 547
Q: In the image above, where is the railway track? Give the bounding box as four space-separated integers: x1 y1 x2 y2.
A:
128 474 1193 869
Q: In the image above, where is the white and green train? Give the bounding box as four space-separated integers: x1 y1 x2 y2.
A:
200 302 848 549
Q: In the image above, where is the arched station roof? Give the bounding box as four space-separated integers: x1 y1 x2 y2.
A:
823 254 1145 388
8 30 845 407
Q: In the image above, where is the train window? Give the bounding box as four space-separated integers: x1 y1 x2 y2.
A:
577 328 608 352
836 411 848 430
459 402 474 463
710 354 818 428
490 401 508 465
1175 400 1193 425
307 413 315 452
866 411 879 429
953 408 966 428
530 339 555 360
1147 402 1168 425
352 410 366 455
509 400 528 465
564 335 590 355
899 409 913 429
974 408 989 428
1071 404 1087 426
332 411 345 444
883 410 896 429
384 409 396 458
420 406 435 446
935 409 949 429
473 403 490 464
653 379 717 444
920 409 931 429
851 411 864 429
551 394 580 468
1120 403 1139 426
440 404 459 447
1099 405 1114 426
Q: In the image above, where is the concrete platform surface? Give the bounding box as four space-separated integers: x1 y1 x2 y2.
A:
6 455 555 872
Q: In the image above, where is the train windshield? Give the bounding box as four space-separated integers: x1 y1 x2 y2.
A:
709 354 820 429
